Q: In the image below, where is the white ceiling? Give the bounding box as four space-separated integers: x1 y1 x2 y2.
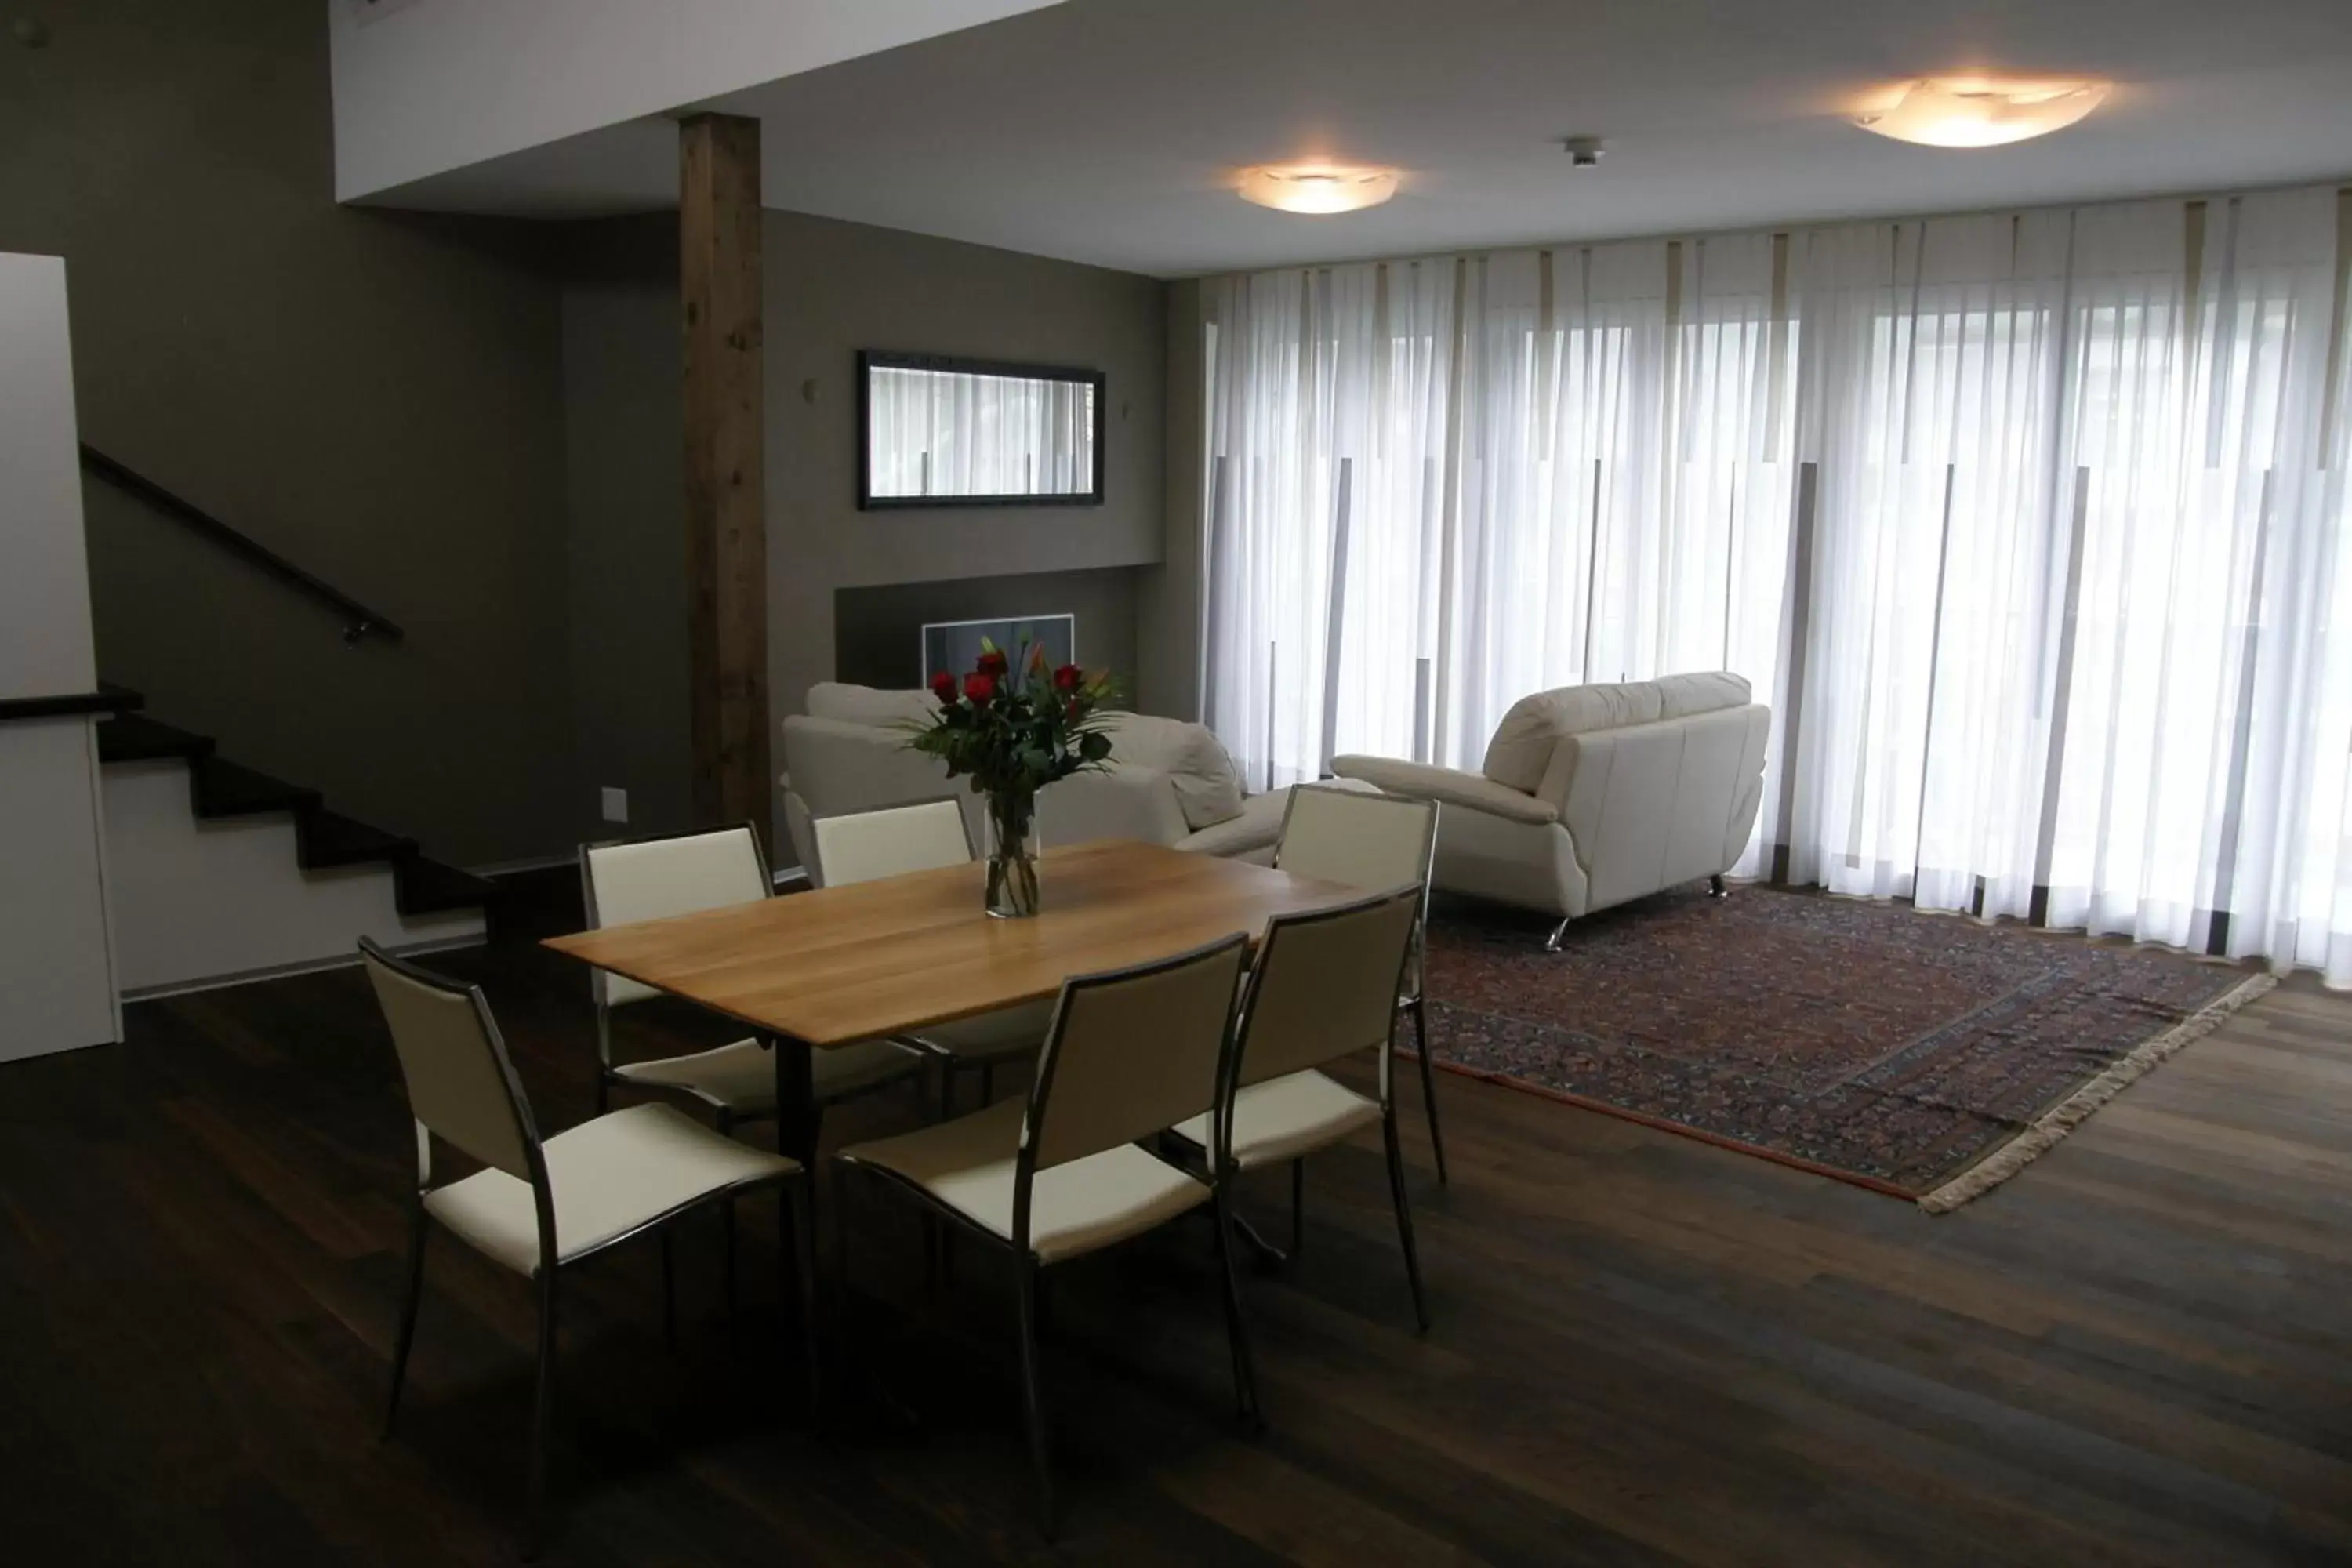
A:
368 0 2352 279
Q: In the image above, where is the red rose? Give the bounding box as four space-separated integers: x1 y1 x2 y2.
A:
928 670 958 705
976 648 1009 677
963 671 997 703
1052 662 1082 693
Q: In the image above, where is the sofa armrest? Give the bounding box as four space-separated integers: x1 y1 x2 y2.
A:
1330 754 1559 825
1038 764 1193 848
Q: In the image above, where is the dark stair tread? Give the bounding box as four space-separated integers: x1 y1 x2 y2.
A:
396 857 499 918
95 687 495 922
192 757 323 818
97 713 214 764
298 811 415 870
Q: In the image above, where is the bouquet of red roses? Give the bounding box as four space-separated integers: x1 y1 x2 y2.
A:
908 637 1117 797
906 637 1117 915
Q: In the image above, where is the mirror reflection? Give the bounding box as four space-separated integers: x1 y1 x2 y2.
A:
861 354 1103 506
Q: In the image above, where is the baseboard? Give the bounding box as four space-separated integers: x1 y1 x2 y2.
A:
119 930 486 1004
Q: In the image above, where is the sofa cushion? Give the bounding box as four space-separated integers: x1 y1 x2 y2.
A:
1654 671 1754 722
805 682 938 729
1479 673 1751 793
1098 712 1246 830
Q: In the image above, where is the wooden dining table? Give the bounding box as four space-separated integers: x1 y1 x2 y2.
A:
541 837 1355 1173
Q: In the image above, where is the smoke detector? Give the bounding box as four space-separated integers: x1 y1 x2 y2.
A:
1560 136 1607 168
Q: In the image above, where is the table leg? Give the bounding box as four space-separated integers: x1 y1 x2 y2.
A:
766 1033 820 1384
765 1032 818 1172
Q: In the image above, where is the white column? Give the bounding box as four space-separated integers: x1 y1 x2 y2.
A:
0 253 121 1059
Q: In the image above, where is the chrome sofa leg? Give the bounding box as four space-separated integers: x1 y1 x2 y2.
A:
1709 874 1728 898
1543 916 1573 953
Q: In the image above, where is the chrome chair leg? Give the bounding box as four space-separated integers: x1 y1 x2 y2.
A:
717 1110 739 1344
1212 1185 1263 1426
1409 994 1448 1185
659 1230 677 1347
523 1268 558 1558
1381 1105 1431 1334
383 1200 429 1438
1290 1159 1305 1255
1014 1258 1056 1538
785 1178 821 1416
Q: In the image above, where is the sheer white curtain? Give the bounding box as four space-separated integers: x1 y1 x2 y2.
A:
1203 236 1797 862
867 365 1094 498
1202 184 2352 984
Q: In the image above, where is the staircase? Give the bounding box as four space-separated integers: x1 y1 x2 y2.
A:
96 689 496 996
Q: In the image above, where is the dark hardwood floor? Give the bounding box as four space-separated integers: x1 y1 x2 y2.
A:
3 879 2348 1566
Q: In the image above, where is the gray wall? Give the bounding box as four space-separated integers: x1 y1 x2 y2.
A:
764 209 1168 727
561 208 1171 845
561 217 694 844
0 0 579 867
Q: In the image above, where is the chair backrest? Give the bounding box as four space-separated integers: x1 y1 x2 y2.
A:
1274 786 1439 894
811 798 972 887
1232 886 1422 1091
1276 786 1438 1000
359 939 539 1184
581 824 769 1008
1021 935 1248 1180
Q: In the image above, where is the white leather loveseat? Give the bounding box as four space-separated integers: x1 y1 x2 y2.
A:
780 683 1370 880
1331 673 1769 947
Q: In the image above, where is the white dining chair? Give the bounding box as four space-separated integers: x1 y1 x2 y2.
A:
362 938 815 1557
808 800 1054 1113
582 824 927 1321
1167 884 1432 1330
833 932 1257 1537
1272 786 1446 1185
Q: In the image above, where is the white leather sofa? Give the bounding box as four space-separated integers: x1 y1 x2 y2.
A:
1331 673 1769 947
780 683 1370 880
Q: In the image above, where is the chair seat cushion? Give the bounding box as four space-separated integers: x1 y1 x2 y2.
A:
424 1103 796 1276
908 999 1054 1064
839 1098 1210 1264
1167 1069 1381 1171
613 1036 923 1109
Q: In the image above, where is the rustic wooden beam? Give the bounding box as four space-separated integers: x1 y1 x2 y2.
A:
679 112 771 849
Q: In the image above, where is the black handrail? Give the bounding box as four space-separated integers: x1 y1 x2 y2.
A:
78 445 405 646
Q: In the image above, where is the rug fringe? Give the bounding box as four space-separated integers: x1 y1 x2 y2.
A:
1916 971 2277 1215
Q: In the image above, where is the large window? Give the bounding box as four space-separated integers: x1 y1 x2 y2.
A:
1203 187 2352 984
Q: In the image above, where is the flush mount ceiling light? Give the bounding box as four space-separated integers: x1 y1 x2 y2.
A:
1853 76 2111 148
1236 164 1399 215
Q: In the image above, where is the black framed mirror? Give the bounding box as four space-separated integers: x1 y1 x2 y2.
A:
858 351 1105 509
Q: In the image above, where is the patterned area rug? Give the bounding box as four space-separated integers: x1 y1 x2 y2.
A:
1418 884 2274 1210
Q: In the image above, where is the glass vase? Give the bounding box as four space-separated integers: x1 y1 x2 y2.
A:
983 788 1042 918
